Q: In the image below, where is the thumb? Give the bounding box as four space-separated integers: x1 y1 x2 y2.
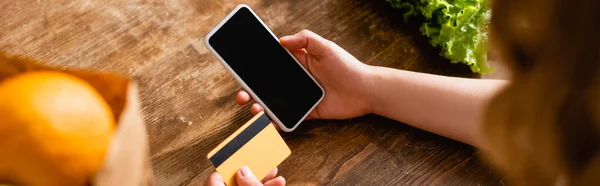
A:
204 172 226 186
280 30 334 58
236 166 263 186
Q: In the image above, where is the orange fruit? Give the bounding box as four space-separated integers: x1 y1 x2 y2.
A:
0 71 115 186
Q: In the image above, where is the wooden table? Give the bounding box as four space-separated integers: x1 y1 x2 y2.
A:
0 0 504 185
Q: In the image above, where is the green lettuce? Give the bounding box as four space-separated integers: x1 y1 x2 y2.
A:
386 0 493 74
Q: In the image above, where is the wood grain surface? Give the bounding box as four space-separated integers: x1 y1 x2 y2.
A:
0 0 504 185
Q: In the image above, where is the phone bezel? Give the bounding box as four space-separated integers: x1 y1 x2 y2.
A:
204 4 325 132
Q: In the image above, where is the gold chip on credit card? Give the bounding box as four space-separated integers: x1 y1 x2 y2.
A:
207 111 291 186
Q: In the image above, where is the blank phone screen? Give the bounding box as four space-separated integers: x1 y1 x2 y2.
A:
208 7 323 129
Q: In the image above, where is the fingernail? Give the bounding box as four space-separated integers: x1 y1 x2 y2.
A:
280 35 293 40
212 172 224 181
239 166 255 178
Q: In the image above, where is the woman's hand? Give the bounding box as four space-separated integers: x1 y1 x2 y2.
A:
204 167 285 186
236 30 374 120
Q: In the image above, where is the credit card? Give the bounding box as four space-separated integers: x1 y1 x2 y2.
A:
207 111 291 186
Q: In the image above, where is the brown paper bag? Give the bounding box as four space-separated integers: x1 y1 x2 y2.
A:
0 53 152 186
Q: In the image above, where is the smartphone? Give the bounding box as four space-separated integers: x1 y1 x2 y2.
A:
204 4 324 132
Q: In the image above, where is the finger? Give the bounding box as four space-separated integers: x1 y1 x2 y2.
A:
290 49 309 69
261 168 278 183
204 172 226 186
272 122 282 131
306 110 319 120
236 166 263 186
250 103 264 115
263 176 286 186
236 90 253 105
280 30 334 58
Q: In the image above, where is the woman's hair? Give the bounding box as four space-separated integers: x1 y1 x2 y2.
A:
483 0 600 185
